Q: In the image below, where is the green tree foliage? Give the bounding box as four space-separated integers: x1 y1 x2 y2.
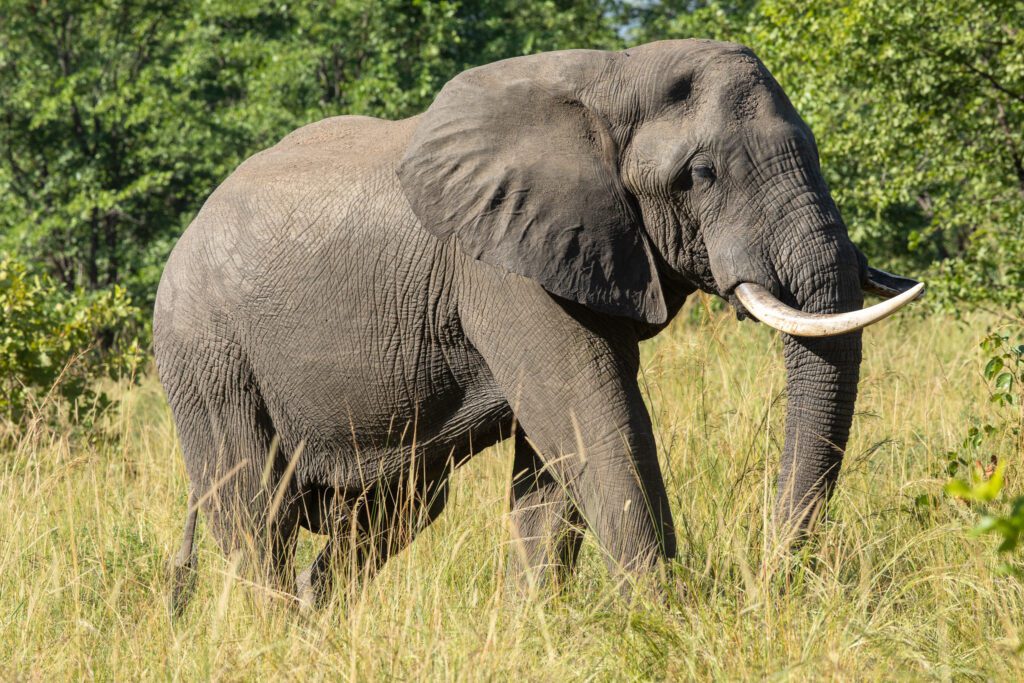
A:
0 252 141 430
0 0 618 312
628 0 1024 314
0 0 254 305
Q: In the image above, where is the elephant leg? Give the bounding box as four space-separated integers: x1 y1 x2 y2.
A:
297 465 452 606
462 276 676 586
296 486 369 607
295 532 341 608
501 358 675 584
165 344 299 597
294 485 342 606
508 425 584 590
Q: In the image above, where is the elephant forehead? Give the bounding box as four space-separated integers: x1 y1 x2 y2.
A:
611 40 768 115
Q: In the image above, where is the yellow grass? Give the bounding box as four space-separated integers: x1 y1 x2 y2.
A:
2 305 1021 680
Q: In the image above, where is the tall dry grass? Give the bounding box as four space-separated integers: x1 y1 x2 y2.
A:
1 304 1021 680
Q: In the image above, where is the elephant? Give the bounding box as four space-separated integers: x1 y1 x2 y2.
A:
154 39 922 611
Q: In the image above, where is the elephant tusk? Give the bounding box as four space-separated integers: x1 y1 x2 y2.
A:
734 281 925 338
863 266 924 299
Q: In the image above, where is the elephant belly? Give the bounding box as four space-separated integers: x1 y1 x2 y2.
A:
246 303 514 493
273 362 514 493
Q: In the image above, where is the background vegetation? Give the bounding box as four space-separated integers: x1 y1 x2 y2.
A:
1 0 1022 679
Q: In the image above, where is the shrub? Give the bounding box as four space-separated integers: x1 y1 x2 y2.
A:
945 330 1024 577
0 252 142 432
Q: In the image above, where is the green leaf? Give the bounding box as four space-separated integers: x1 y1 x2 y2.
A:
984 357 1004 380
995 372 1014 392
944 462 1005 503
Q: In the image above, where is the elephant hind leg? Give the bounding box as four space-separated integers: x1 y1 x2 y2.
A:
297 464 453 608
164 343 300 600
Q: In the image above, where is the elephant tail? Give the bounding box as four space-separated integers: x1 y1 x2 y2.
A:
168 490 199 617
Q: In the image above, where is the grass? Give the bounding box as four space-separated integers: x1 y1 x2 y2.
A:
1 304 1022 680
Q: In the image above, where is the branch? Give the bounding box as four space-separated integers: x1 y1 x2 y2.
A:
919 43 1024 105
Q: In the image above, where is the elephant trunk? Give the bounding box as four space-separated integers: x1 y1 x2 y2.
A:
705 140 922 542
776 322 862 539
770 228 864 541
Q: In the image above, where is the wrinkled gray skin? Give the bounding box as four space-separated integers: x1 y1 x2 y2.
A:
156 40 869 609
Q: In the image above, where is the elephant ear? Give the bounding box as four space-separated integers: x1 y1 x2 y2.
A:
397 50 667 324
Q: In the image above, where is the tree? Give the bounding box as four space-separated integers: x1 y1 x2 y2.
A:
0 1 325 308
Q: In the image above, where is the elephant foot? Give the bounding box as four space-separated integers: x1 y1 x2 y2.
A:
295 565 320 610
296 565 331 610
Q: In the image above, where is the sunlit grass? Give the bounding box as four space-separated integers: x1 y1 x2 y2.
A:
1 303 1021 680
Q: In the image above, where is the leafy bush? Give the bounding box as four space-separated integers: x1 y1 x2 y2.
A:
0 252 142 431
946 461 1024 576
945 330 1024 576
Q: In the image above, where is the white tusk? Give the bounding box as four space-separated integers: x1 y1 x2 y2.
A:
734 281 925 337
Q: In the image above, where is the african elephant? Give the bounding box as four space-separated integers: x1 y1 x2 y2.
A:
154 39 922 610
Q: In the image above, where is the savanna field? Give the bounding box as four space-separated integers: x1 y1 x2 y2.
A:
1 4 1021 680
2 304 1021 681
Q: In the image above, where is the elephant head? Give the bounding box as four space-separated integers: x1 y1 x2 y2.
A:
398 40 922 538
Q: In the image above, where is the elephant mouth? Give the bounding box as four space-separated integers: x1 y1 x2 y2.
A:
734 267 925 337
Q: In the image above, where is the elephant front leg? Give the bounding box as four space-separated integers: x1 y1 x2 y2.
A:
566 408 677 584
508 426 584 590
509 388 677 590
463 286 676 589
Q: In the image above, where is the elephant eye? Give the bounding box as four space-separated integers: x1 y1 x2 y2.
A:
670 168 693 194
693 165 716 183
670 163 715 194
